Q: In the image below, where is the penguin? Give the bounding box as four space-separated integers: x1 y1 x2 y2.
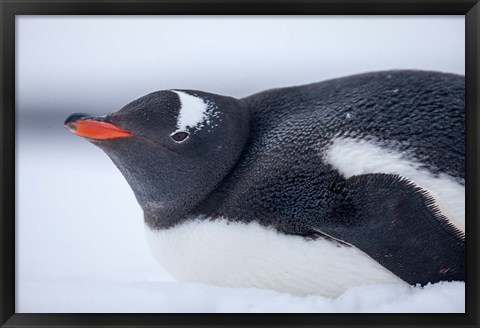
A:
64 70 465 297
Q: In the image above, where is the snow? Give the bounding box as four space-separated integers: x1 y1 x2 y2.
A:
18 279 465 313
16 16 465 313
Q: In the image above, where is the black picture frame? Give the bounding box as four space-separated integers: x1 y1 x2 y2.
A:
1 1 478 327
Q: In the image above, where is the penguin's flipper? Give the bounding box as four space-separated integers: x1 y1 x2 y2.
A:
315 173 465 285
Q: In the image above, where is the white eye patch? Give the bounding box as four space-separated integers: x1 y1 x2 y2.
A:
171 90 213 133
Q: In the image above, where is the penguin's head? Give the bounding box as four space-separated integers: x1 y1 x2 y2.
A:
65 90 249 228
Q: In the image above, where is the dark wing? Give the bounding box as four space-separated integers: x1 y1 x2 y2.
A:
313 173 465 285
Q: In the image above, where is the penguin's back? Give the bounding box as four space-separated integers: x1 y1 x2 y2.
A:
244 70 464 180
195 70 465 232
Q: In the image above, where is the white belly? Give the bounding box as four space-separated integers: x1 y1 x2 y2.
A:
325 137 465 232
145 218 404 297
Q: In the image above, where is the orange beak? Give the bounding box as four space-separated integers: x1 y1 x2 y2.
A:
65 114 132 140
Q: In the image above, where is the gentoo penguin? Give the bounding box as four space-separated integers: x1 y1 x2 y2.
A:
65 70 465 297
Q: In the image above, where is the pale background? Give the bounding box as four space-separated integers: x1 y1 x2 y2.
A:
16 16 465 312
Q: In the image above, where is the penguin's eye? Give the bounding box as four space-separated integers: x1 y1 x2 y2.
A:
170 131 189 143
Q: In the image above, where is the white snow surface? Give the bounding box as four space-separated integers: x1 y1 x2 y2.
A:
16 137 465 313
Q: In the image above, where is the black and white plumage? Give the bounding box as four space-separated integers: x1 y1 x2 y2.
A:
65 70 465 297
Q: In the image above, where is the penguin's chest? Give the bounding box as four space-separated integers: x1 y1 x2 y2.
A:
144 218 404 297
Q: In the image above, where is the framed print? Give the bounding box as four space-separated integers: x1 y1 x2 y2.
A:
1 0 479 327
